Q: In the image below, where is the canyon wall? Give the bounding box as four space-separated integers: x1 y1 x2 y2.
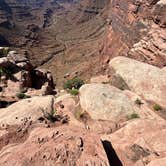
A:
102 0 166 67
0 0 165 86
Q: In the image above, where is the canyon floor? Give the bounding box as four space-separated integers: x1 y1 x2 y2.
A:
0 0 166 165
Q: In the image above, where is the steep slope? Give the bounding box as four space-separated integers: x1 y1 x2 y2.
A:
102 0 166 67
0 0 109 87
0 0 165 86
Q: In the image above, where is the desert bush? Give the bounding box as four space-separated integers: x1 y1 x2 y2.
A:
0 47 9 56
2 48 9 56
69 89 79 96
0 67 12 76
16 93 30 99
41 108 69 123
127 113 140 120
63 77 84 90
153 104 162 111
42 109 57 122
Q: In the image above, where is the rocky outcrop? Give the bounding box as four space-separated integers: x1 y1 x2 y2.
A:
128 23 166 67
54 93 120 134
20 24 40 46
109 56 166 108
0 125 109 166
0 48 55 103
102 119 166 166
0 95 54 125
0 0 165 85
102 0 166 67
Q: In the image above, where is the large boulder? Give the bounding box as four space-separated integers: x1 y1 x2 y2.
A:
0 125 109 166
109 56 166 108
54 94 119 134
0 96 54 125
79 83 135 122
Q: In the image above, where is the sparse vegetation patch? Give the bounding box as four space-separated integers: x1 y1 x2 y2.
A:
0 67 12 76
153 104 162 111
41 108 69 123
16 93 30 99
0 47 9 56
127 113 140 120
63 77 84 90
69 88 79 96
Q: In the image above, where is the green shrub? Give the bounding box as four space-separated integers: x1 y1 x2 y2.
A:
153 104 162 111
0 47 9 56
63 77 84 90
127 113 140 120
16 93 30 99
69 89 79 96
41 108 69 123
41 108 57 122
2 48 9 56
0 67 12 76
46 109 57 122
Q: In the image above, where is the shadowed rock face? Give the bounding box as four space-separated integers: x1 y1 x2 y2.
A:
0 35 9 46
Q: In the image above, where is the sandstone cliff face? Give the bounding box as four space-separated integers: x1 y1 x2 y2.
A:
102 0 166 67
